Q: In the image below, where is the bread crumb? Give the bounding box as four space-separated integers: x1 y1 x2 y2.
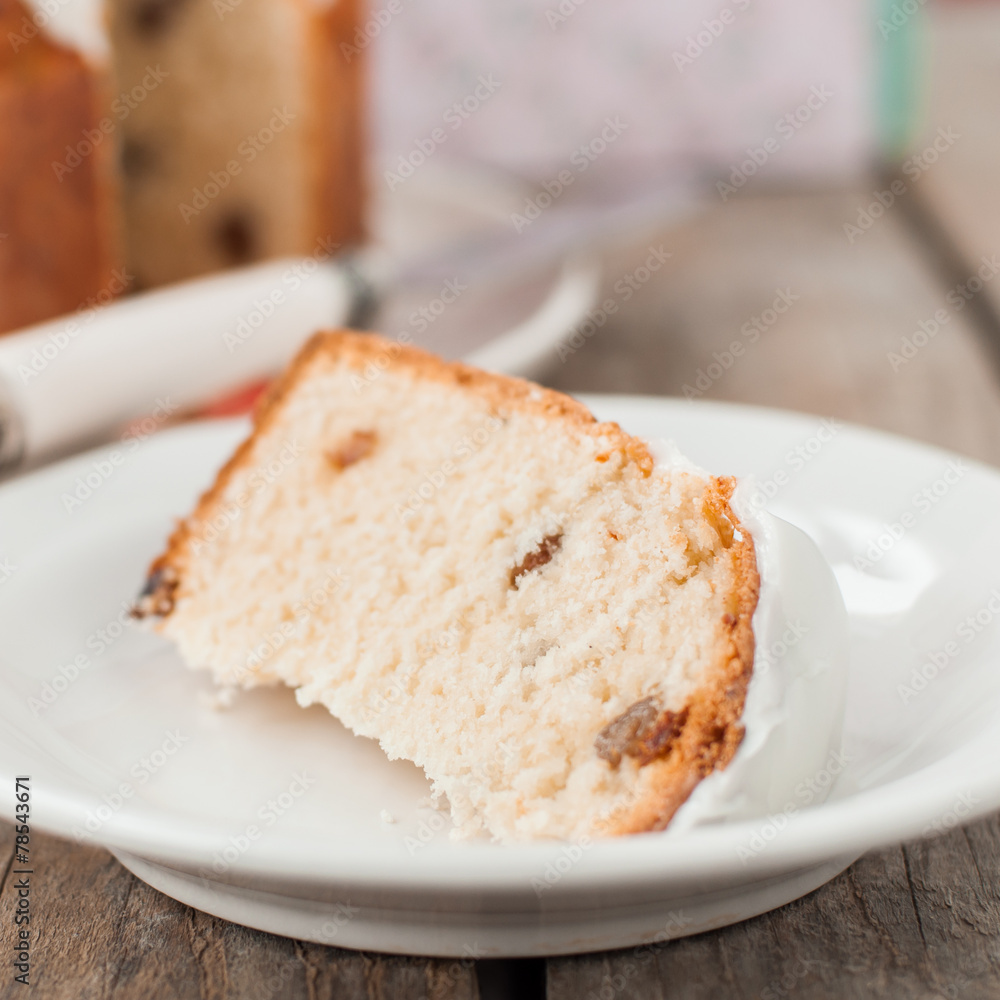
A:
417 795 448 812
198 686 237 710
379 809 395 824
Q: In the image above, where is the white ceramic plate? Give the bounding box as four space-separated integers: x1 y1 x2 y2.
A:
2 397 1000 957
371 162 699 378
369 160 605 380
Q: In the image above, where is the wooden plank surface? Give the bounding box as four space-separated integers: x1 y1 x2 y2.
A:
0 824 480 1000
5 5 1000 986
549 830 1000 1000
4 181 1000 998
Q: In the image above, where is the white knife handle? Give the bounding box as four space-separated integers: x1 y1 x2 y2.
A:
0 257 360 468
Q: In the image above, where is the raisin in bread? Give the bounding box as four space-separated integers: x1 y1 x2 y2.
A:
1 0 363 332
136 331 759 841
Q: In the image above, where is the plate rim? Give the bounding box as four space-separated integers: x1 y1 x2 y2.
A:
2 395 1000 895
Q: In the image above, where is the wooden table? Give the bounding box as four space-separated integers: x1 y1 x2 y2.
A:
4 6 1000 997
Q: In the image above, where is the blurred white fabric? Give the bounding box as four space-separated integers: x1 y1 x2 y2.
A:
371 0 876 192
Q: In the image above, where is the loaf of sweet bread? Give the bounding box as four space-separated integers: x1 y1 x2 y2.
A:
1 0 363 331
107 0 364 289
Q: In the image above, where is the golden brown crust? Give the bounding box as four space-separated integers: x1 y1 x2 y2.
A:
144 330 760 837
600 477 760 836
146 329 655 598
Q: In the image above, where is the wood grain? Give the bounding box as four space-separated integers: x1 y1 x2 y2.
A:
6 182 1000 999
0 824 479 1000
548 832 1000 1000
546 187 1000 466
4 7 1000 990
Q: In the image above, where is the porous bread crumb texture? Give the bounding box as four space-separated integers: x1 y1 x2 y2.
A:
145 331 759 842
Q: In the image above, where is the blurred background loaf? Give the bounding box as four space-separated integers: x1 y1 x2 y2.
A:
0 0 123 333
0 0 915 333
0 0 364 332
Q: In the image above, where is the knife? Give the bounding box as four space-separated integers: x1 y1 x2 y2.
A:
0 255 371 471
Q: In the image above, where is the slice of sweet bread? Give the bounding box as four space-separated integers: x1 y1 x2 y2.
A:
136 331 759 841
